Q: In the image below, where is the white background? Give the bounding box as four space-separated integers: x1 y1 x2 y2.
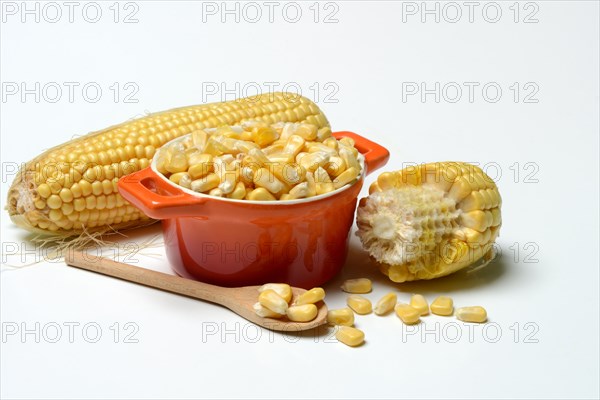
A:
1 1 599 398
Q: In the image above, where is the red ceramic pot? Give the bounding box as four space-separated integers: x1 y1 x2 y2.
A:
118 131 389 288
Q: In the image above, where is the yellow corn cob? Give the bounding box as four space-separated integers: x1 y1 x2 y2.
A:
7 93 329 237
356 162 501 283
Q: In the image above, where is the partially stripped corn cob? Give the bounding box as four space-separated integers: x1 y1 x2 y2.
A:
356 162 501 282
7 93 329 237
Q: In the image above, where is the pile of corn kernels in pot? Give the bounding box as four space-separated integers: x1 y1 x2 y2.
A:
156 122 362 201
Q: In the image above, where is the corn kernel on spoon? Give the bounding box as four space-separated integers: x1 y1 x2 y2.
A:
65 250 328 332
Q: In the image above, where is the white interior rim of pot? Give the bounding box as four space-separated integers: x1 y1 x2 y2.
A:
150 130 366 205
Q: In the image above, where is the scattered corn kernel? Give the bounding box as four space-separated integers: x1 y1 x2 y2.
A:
456 306 487 323
286 304 318 322
327 308 355 326
293 287 325 306
258 283 292 303
335 326 365 347
258 289 288 315
253 302 283 318
395 303 421 325
374 292 397 315
347 295 372 315
430 296 454 316
410 294 430 316
341 278 372 294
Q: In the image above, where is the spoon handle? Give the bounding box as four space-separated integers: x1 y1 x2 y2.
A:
65 250 230 304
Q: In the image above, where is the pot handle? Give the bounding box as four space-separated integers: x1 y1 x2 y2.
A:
333 131 390 175
118 167 207 219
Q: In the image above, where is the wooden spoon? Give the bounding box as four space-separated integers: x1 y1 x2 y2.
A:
65 251 328 332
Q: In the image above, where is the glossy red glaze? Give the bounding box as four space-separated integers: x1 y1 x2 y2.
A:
119 131 389 288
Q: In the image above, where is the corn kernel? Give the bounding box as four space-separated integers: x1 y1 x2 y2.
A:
298 152 330 173
336 326 365 347
286 304 318 322
227 182 246 200
323 137 338 150
203 136 226 156
258 283 292 303
234 139 260 153
179 174 192 189
37 183 51 198
305 171 317 196
293 287 325 306
253 167 285 194
307 142 336 155
247 188 276 201
395 303 420 325
327 308 355 326
253 302 283 318
258 289 288 315
339 137 355 148
347 295 372 315
314 166 334 195
188 159 214 179
169 172 188 185
166 153 188 173
271 163 303 186
208 188 224 197
59 188 73 203
287 182 309 199
191 129 208 148
333 167 359 189
283 135 305 157
267 152 294 165
252 126 279 147
374 292 397 315
456 306 487 323
430 296 454 316
410 294 430 316
247 148 271 166
316 127 332 141
191 173 220 193
339 147 360 172
341 278 372 294
218 171 239 194
47 194 63 210
294 123 318 140
325 156 346 177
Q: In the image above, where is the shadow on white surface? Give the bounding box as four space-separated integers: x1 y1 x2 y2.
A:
328 240 510 297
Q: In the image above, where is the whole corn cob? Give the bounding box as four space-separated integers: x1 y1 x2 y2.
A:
356 162 501 282
7 93 329 237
